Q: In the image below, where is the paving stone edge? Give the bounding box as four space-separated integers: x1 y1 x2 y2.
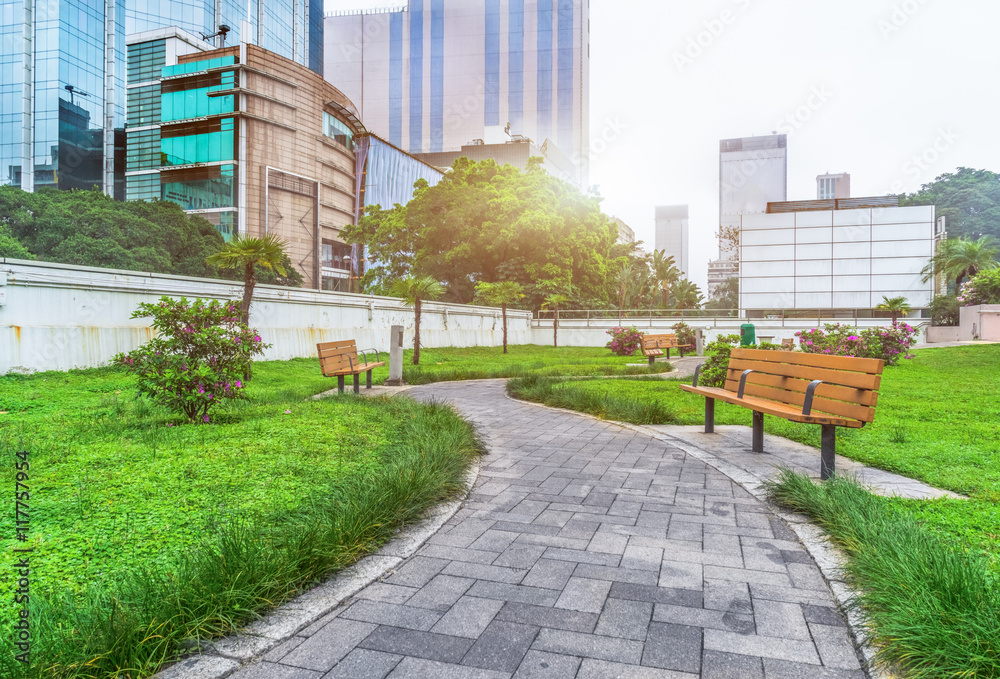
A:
152 456 482 679
504 390 894 679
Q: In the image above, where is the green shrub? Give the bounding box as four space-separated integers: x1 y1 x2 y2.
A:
698 334 739 387
929 294 960 326
671 321 696 347
114 296 267 423
959 268 1000 306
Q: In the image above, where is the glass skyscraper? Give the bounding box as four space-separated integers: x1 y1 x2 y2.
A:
0 0 322 194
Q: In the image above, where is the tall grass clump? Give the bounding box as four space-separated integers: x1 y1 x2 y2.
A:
507 375 678 425
0 397 483 679
764 469 1000 678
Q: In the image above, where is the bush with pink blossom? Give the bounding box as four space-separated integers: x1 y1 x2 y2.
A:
605 325 643 356
114 296 268 423
795 321 918 365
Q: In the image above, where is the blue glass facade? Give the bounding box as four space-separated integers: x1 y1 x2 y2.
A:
126 0 323 76
556 0 574 151
0 0 125 195
429 0 444 152
507 0 524 130
536 0 553 143
389 11 403 148
484 0 500 128
408 0 423 154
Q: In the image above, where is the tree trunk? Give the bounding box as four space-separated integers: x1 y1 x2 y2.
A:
413 297 421 365
553 308 559 347
502 303 508 354
240 262 256 325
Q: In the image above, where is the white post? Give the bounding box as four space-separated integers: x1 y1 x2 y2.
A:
386 324 404 386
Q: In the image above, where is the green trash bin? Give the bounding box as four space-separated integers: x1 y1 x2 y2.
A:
740 323 756 347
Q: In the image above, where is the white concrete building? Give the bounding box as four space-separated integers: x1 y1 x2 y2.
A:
739 197 936 311
324 1 590 186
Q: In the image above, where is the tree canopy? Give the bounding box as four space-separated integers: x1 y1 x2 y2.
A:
900 167 1000 240
0 186 223 276
342 158 620 308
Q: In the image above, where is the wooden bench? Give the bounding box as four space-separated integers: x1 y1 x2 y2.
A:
317 340 386 394
640 333 694 365
680 348 884 479
781 338 795 351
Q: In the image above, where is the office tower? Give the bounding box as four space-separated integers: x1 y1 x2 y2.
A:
1 0 322 196
654 205 689 277
325 0 590 186
817 172 850 200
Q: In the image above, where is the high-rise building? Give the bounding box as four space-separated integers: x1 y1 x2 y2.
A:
1 0 322 196
654 205 689 277
816 172 850 200
324 0 590 186
711 133 788 297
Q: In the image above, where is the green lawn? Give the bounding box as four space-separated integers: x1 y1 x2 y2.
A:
513 345 1000 565
0 360 483 677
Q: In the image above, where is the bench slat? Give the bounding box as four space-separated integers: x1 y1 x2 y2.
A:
726 356 882 392
680 384 863 427
723 378 876 423
732 348 884 374
323 360 386 376
723 369 877 406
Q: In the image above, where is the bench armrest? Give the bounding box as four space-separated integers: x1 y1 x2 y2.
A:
358 347 381 364
802 380 825 416
692 363 705 387
737 369 755 398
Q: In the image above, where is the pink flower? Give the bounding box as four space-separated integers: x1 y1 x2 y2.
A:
167 423 174 427
235 380 242 388
285 409 291 414
203 415 210 423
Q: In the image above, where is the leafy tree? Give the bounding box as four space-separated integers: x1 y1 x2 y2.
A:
391 275 445 365
474 280 524 354
0 186 223 275
0 223 32 259
541 293 570 347
673 280 704 312
900 168 1000 240
205 234 290 324
342 158 617 307
929 294 960 326
921 236 999 291
652 249 681 308
874 296 911 323
706 277 738 314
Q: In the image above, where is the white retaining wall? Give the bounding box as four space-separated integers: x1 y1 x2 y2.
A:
0 259 531 373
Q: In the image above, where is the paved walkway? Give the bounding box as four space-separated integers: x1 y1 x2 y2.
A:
235 380 867 679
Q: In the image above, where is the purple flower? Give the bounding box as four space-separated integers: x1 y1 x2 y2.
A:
235 380 243 388
203 415 210 423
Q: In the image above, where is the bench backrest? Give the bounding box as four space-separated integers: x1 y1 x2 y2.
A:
725 348 884 423
642 333 676 350
317 340 358 376
781 338 795 349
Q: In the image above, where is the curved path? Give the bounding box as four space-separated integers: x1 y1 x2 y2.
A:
234 380 866 679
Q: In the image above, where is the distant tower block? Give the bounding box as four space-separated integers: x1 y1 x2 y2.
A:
654 205 689 277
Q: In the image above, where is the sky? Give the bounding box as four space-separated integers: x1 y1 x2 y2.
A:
325 0 1000 291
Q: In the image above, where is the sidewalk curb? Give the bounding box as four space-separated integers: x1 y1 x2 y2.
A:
153 458 481 679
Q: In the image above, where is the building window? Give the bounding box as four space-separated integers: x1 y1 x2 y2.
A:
322 240 354 270
323 111 354 150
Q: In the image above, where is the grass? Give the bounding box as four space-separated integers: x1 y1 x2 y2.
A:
765 470 1000 678
0 361 483 678
507 374 678 425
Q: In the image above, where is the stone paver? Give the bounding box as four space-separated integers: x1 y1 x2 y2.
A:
239 380 868 678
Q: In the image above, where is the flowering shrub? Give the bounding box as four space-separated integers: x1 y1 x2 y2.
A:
115 296 268 423
606 326 643 356
795 321 918 365
671 321 696 348
699 334 740 387
958 269 1000 306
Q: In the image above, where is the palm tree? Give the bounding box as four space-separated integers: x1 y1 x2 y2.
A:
921 236 1000 291
673 279 704 313
392 275 445 365
206 233 289 324
474 281 524 354
874 296 911 323
652 249 681 309
541 293 570 347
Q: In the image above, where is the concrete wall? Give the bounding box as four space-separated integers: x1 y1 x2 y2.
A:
959 305 1000 341
925 326 960 343
0 259 530 374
